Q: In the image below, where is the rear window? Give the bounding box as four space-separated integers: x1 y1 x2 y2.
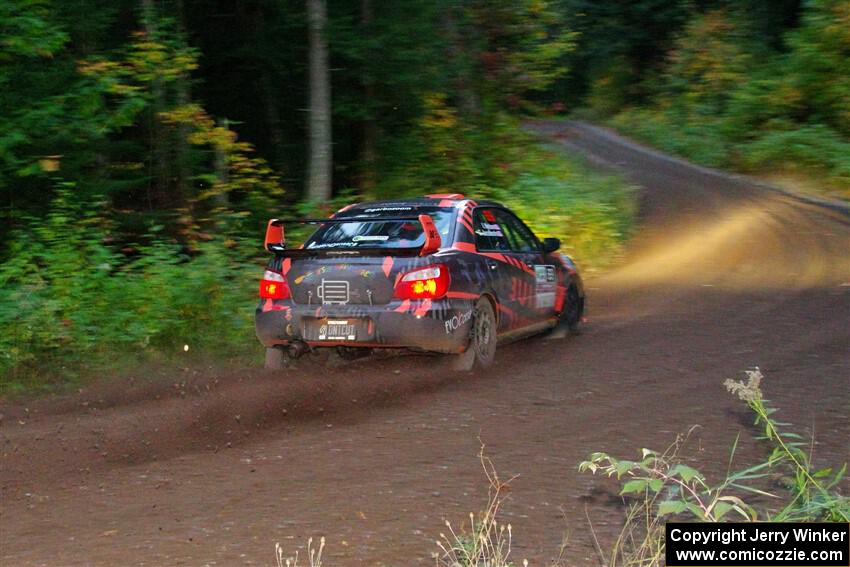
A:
304 208 455 250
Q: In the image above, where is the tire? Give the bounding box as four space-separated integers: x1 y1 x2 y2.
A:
452 297 497 371
264 346 286 370
561 284 582 333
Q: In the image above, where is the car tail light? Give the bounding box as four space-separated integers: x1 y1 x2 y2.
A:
394 265 449 300
259 269 290 300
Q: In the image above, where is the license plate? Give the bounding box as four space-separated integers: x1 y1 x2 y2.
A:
318 319 357 341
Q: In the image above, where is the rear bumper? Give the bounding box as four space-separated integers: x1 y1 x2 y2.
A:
255 297 475 354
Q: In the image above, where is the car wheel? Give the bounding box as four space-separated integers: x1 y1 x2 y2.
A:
264 346 286 370
562 284 582 333
452 297 497 371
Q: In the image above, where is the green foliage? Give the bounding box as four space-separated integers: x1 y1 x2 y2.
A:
0 0 74 204
612 108 850 198
601 1 850 198
373 109 634 271
0 0 68 59
584 56 637 117
724 369 850 522
553 0 693 110
466 0 576 109
494 150 635 272
784 0 850 138
434 448 523 567
664 10 749 116
580 369 850 566
77 17 285 234
77 28 198 126
610 109 732 168
738 124 850 188
0 187 261 395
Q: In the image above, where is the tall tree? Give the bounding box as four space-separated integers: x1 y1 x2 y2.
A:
307 0 332 201
358 0 376 190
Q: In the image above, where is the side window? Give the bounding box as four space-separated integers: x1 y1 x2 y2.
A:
496 210 540 253
473 208 511 252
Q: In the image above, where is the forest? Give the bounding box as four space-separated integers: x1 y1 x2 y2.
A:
1 0 847 391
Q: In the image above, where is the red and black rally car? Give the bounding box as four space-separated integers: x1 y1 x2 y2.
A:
256 194 585 370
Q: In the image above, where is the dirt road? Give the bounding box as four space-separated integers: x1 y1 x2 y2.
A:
2 121 848 566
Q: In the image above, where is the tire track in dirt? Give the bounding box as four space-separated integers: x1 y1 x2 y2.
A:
1 354 474 484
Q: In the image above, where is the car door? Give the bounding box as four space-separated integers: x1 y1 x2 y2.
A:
495 209 558 322
472 207 523 332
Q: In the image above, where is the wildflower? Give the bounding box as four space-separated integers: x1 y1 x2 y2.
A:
724 367 763 402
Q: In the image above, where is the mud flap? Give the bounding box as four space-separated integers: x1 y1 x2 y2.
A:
450 346 475 372
264 347 286 370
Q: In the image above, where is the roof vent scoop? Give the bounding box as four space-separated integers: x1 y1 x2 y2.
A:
425 193 465 200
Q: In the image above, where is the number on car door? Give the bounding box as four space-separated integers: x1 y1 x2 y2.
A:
495 209 557 322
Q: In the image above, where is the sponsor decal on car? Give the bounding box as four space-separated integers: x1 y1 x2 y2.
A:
445 309 473 334
475 222 505 238
534 265 557 309
317 279 350 305
363 206 413 213
352 235 390 242
307 241 358 249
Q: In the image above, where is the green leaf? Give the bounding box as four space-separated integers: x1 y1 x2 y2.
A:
671 464 703 482
813 467 832 479
657 501 687 516
641 448 658 459
686 503 707 520
620 479 648 495
615 460 636 478
712 501 733 520
648 478 664 493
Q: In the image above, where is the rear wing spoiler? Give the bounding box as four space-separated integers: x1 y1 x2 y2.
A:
264 214 441 257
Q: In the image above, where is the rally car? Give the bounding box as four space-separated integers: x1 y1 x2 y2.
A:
255 193 585 370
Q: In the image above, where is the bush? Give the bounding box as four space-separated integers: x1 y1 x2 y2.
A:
610 109 731 168
0 188 261 394
599 1 850 200
737 124 850 193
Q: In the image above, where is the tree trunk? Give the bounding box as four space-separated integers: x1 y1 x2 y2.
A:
173 0 191 204
214 118 230 208
359 0 377 191
444 7 479 117
306 0 332 202
251 5 287 171
141 0 170 208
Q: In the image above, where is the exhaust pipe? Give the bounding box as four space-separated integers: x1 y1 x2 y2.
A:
287 340 309 359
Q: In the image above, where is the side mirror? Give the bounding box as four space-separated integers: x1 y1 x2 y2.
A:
265 219 286 252
542 237 560 253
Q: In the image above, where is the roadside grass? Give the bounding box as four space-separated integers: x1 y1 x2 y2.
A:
275 446 528 567
273 370 849 566
490 139 636 275
432 447 526 567
580 369 849 566
276 537 325 567
0 124 636 396
0 189 264 396
608 109 850 201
